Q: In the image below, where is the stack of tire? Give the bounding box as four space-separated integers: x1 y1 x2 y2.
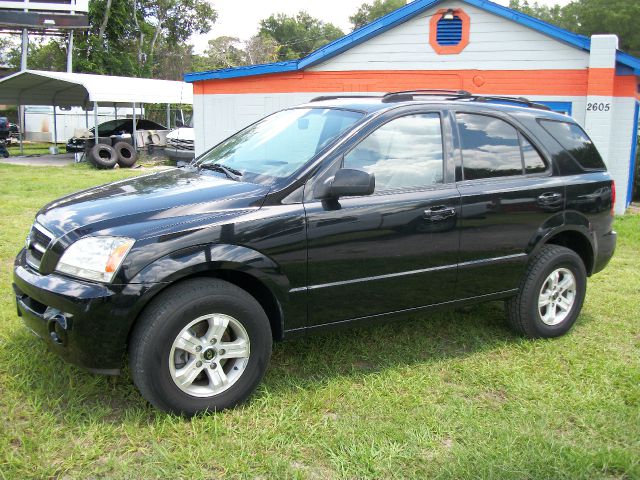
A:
89 138 137 169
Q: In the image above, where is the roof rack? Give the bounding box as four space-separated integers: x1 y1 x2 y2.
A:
381 89 551 111
309 95 381 102
468 95 551 111
382 89 472 102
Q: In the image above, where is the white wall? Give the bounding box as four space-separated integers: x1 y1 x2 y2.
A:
310 0 590 72
24 105 141 142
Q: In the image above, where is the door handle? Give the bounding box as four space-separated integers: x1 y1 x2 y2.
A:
423 205 456 221
538 192 562 200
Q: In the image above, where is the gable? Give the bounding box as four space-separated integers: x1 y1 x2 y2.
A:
309 0 590 72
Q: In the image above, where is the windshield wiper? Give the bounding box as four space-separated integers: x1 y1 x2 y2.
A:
198 163 243 181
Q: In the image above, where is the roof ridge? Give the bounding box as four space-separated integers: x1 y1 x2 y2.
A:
184 0 640 82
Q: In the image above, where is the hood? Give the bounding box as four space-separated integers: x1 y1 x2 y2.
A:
36 168 269 238
166 127 194 141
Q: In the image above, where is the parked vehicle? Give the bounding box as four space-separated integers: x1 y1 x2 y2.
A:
13 91 617 415
66 118 167 152
0 117 10 158
165 127 195 161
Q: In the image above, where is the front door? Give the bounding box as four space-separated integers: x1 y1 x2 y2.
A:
304 111 461 326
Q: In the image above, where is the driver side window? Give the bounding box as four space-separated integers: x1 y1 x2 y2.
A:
343 113 444 192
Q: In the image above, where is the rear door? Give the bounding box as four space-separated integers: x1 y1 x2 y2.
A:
452 111 565 298
303 108 461 326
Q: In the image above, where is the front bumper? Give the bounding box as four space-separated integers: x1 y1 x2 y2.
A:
165 147 195 161
13 249 162 374
66 140 85 152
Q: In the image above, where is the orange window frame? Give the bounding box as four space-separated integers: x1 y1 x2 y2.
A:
429 8 470 55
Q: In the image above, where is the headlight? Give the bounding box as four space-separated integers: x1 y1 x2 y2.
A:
56 236 135 283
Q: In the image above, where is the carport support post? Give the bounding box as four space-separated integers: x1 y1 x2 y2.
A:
166 103 171 129
52 104 58 154
93 102 99 145
66 32 73 73
20 29 28 71
132 102 137 150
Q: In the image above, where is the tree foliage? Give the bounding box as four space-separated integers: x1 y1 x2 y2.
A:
349 0 406 31
258 11 344 61
0 0 216 79
510 0 640 56
192 35 279 72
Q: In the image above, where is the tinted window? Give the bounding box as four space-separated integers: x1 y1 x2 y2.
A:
520 133 547 174
456 113 523 180
138 119 167 130
197 108 363 184
456 113 522 180
343 113 444 192
539 120 605 170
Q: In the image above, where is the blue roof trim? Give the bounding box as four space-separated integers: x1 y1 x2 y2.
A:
298 0 439 70
616 51 640 75
184 0 640 83
184 60 298 82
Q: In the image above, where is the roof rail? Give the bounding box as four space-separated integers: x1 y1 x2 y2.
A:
309 95 381 102
469 95 551 111
382 89 472 102
381 89 551 111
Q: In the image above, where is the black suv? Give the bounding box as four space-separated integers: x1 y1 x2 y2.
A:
13 91 617 415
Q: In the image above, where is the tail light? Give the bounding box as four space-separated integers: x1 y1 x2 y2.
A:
610 180 616 216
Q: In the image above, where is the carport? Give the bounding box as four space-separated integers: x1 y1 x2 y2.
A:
0 69 193 153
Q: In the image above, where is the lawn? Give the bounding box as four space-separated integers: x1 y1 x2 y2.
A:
6 142 67 156
0 164 638 479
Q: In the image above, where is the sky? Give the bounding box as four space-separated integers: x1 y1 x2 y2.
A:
191 0 572 53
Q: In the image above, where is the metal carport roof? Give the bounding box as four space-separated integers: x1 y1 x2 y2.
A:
0 70 193 107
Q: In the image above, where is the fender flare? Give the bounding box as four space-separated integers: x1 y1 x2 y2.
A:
128 243 291 326
528 220 596 274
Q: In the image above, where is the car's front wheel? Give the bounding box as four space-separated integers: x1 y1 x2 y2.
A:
506 245 587 338
129 278 272 415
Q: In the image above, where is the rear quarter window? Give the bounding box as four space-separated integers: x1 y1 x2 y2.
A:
539 120 606 170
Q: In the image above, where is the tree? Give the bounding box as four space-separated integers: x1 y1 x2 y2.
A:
259 11 344 61
3 0 218 78
244 35 279 65
349 0 405 30
202 36 246 69
509 0 640 57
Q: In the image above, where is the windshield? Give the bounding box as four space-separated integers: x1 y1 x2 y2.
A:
196 108 364 184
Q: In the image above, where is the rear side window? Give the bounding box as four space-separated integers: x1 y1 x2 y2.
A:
520 133 547 174
456 113 523 180
539 120 605 170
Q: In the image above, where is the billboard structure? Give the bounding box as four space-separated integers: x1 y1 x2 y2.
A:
0 0 89 72
0 0 89 33
0 0 90 154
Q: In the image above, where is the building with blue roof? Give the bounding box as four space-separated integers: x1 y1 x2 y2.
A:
185 0 639 212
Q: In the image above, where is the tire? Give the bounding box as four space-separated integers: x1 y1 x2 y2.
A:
129 278 272 416
113 141 137 167
89 144 117 169
506 245 587 338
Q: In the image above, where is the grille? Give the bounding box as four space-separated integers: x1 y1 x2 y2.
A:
167 138 195 151
26 223 53 271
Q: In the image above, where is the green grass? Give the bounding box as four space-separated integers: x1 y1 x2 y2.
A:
7 142 67 156
0 164 638 479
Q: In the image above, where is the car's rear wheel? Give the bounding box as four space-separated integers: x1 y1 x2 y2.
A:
506 245 586 338
129 278 272 415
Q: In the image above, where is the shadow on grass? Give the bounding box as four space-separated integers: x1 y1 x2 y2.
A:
4 301 527 423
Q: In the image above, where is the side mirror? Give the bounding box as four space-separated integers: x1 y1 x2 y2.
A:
315 168 375 199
